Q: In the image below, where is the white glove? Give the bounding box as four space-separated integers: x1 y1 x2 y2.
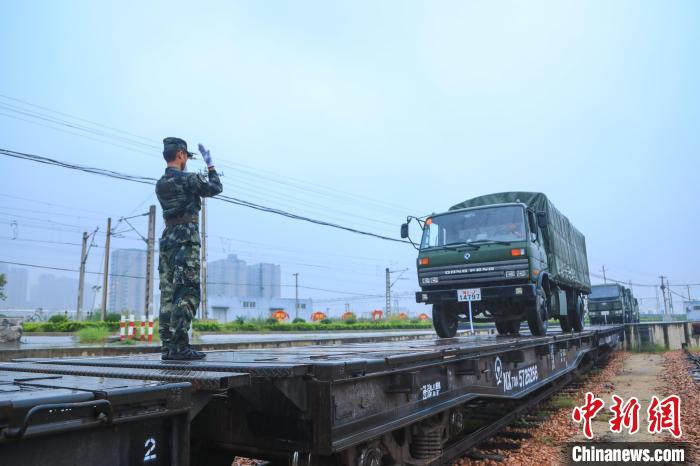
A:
198 143 214 168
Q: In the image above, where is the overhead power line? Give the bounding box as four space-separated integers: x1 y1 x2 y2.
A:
1 148 408 244
0 93 412 215
0 237 103 248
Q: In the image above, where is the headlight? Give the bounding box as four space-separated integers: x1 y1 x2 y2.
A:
516 270 528 277
430 277 438 283
505 271 516 278
421 278 430 285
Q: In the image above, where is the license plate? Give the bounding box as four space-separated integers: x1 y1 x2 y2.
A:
600 311 609 316
457 288 481 302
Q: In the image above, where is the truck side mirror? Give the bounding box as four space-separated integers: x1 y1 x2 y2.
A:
536 211 548 229
400 223 409 239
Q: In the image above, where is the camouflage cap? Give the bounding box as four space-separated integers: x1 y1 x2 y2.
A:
163 137 196 159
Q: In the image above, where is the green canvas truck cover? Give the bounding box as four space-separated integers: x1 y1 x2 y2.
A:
449 192 591 293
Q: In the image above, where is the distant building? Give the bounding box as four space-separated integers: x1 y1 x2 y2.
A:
208 254 248 298
108 248 146 313
685 300 700 321
207 296 312 322
206 254 281 299
29 274 78 310
0 264 29 309
246 263 281 299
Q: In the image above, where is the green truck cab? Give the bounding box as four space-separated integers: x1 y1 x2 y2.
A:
588 284 640 324
401 192 591 337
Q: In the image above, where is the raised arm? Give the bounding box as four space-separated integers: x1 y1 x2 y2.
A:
188 143 223 197
187 169 223 198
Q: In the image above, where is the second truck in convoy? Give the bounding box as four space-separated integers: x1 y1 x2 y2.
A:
588 283 640 324
402 192 591 337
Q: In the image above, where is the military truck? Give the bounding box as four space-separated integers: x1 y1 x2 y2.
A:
588 283 640 324
401 192 591 337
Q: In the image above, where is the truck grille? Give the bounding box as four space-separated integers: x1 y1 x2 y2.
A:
418 259 529 288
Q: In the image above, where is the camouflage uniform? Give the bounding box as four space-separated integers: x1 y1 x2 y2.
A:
156 151 222 354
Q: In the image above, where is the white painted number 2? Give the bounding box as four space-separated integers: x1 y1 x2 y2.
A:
144 438 157 463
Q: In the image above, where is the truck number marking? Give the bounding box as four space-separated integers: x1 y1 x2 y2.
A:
144 438 157 463
457 288 481 302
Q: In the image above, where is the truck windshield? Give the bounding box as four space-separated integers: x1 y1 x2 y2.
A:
420 206 526 250
590 285 620 299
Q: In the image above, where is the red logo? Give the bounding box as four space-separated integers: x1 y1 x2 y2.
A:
647 395 682 438
572 392 605 439
572 393 682 439
609 395 640 434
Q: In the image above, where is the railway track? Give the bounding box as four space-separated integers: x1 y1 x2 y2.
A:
683 345 700 383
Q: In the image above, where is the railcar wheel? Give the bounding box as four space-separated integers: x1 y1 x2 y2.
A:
357 446 383 466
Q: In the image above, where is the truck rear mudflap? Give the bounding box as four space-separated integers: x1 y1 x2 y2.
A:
416 284 536 305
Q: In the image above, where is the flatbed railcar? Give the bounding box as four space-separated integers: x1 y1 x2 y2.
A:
3 325 623 465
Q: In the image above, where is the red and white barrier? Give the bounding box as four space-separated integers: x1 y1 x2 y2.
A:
119 316 126 341
140 315 146 341
128 314 135 340
148 316 154 343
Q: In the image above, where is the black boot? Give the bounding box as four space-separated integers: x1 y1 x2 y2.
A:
186 344 207 358
164 345 206 361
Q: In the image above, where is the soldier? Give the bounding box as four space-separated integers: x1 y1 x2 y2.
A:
156 137 222 360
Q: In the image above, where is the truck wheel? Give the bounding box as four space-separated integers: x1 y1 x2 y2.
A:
526 288 548 336
510 320 521 334
432 303 458 338
496 320 520 335
559 315 572 333
570 295 585 332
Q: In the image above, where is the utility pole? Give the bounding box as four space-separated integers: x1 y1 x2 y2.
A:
655 286 660 313
385 268 391 317
660 275 670 322
144 205 156 320
601 265 607 283
293 273 299 319
385 267 409 317
76 231 88 321
100 217 111 321
200 199 208 320
688 285 693 301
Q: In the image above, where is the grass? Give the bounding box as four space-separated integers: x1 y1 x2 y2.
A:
549 394 577 409
25 317 432 335
192 318 433 333
631 343 668 353
77 326 112 344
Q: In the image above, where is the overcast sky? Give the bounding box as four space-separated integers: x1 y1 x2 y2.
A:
1 1 698 313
